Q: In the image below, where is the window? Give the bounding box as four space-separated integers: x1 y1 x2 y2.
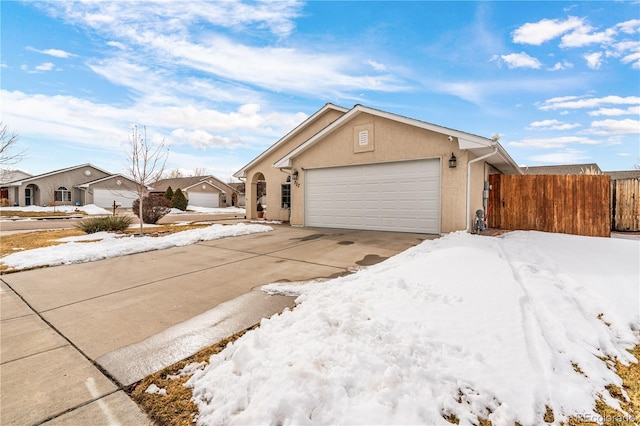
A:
281 184 291 208
54 186 72 202
222 194 227 203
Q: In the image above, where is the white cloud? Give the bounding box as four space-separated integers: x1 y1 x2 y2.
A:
26 46 76 58
526 149 590 164
170 129 244 149
35 62 55 71
588 119 640 135
512 17 584 45
1 89 308 153
548 61 573 71
538 95 640 111
365 59 387 71
588 106 640 116
509 136 600 149
501 52 542 69
526 119 580 131
583 52 603 69
616 19 640 34
560 27 616 48
106 41 126 50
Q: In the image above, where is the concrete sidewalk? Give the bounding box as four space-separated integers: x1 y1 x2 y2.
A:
1 225 432 425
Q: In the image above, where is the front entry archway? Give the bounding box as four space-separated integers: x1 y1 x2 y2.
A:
250 172 266 219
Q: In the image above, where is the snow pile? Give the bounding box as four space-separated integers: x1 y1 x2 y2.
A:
56 232 119 242
187 231 639 425
0 223 272 270
145 384 167 396
187 206 245 214
0 204 111 215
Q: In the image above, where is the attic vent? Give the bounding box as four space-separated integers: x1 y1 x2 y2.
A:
358 130 369 146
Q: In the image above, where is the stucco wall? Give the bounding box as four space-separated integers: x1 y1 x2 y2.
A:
244 108 345 220
288 113 471 233
17 166 110 206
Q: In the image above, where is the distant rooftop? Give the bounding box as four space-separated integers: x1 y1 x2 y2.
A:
520 163 602 175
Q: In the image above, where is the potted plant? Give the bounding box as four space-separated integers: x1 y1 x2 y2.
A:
257 201 264 218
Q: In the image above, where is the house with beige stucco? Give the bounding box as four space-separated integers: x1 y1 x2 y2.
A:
1 164 141 209
234 103 522 234
151 176 239 208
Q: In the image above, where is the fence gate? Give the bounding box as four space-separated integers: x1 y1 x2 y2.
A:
488 174 611 237
612 178 640 232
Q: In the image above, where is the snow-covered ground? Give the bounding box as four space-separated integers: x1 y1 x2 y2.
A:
0 204 245 216
185 206 246 214
0 223 272 270
0 204 111 215
186 231 639 426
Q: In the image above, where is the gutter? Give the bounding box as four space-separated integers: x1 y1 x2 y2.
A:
466 146 498 232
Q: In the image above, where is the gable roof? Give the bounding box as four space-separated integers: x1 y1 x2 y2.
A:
521 163 602 175
153 176 236 194
604 169 640 180
0 169 32 185
3 163 112 186
233 103 349 179
273 104 521 175
76 174 142 188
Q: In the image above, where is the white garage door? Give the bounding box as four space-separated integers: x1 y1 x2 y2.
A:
93 189 139 209
187 192 219 208
305 159 440 234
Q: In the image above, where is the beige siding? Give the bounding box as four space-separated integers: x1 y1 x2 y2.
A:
244 109 345 221
289 113 470 232
19 166 110 206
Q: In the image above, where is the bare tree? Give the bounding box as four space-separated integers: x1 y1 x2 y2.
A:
192 167 207 176
166 169 183 179
0 122 25 167
126 125 169 235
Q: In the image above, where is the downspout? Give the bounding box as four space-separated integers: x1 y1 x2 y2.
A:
466 145 498 232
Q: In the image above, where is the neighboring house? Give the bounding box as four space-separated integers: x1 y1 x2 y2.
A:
521 163 603 175
234 103 521 234
604 169 640 180
0 164 140 209
1 170 32 204
152 176 239 208
227 182 246 207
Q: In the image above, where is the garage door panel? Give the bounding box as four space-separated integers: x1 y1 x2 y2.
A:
93 189 138 209
305 159 440 234
188 192 218 208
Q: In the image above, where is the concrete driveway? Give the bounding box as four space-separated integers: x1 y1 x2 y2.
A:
1 224 433 425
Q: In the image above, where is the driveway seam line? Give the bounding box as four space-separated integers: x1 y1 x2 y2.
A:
33 389 122 426
1 280 125 388
0 343 70 366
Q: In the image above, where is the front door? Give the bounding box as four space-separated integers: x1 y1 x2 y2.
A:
25 188 32 206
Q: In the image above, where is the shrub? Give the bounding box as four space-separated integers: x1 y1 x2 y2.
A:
132 195 172 224
77 215 133 234
164 186 174 202
171 188 188 211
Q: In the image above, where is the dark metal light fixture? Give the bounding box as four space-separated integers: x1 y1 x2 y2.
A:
286 175 291 183
449 153 457 168
292 169 299 181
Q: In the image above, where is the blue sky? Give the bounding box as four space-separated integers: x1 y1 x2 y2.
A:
1 1 638 181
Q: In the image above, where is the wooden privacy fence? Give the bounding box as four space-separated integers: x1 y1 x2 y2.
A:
488 174 610 237
612 178 640 232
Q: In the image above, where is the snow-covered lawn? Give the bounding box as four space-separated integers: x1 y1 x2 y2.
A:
0 204 111 215
0 223 272 270
187 231 639 425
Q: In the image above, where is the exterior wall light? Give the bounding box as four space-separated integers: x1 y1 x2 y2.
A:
449 153 457 168
292 169 299 181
